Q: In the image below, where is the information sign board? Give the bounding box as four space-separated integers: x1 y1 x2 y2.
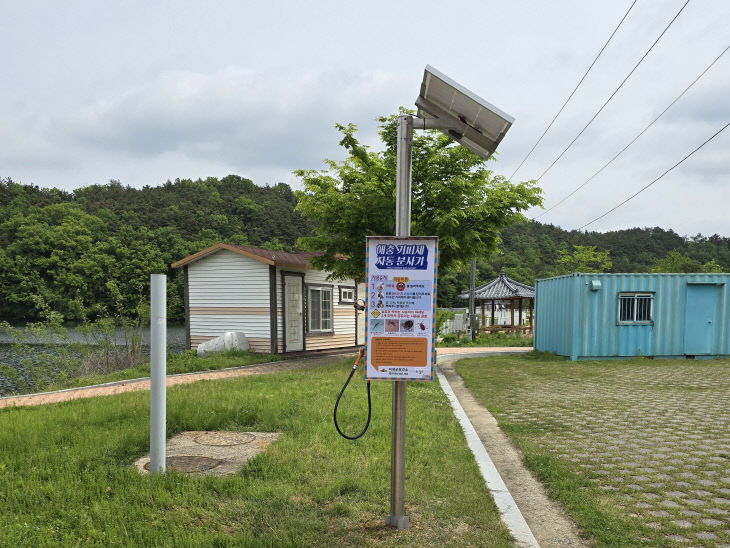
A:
365 236 438 381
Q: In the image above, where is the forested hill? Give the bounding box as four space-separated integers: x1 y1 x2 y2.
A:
437 222 730 307
1 175 312 246
501 222 730 280
1 176 728 320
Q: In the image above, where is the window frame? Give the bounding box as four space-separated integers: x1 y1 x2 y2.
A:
307 284 334 334
339 286 355 304
617 292 654 325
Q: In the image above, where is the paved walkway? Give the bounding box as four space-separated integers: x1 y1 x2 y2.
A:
437 346 532 356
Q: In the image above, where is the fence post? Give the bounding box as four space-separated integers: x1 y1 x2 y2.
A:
150 274 167 474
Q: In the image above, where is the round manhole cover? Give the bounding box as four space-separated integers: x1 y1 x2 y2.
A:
144 455 223 473
194 431 256 446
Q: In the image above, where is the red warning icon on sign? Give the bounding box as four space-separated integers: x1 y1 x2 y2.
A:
396 282 406 291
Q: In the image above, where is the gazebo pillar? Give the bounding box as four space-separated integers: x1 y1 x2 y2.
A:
518 298 523 327
481 300 485 328
491 299 495 327
510 298 515 328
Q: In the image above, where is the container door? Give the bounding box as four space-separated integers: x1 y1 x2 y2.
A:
684 284 720 355
284 276 304 351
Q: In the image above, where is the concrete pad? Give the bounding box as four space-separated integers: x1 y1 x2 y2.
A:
134 431 281 476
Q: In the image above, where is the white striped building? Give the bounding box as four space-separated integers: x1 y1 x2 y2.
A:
172 244 366 354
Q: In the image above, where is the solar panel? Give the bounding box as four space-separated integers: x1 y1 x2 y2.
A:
416 65 514 159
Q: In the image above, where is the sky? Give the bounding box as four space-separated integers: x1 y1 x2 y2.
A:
2 0 729 237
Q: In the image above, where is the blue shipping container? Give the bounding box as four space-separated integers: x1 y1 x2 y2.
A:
534 273 729 360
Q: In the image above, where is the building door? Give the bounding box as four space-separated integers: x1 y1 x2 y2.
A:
684 284 720 355
284 275 304 351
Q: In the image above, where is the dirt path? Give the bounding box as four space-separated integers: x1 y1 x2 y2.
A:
438 356 589 548
0 353 351 409
0 347 529 410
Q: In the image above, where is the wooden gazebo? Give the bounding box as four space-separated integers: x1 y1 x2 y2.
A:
459 268 535 332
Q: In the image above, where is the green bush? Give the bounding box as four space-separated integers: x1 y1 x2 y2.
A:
437 331 533 348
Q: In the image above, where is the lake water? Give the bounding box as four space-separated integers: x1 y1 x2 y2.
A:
0 324 188 369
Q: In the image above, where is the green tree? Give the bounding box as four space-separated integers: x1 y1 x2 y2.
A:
555 245 612 274
650 250 723 273
294 113 542 281
0 203 111 319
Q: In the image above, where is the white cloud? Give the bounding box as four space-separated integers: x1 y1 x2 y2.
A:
1 66 407 190
62 67 401 165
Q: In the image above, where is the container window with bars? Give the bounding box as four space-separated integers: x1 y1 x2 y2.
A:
618 293 653 324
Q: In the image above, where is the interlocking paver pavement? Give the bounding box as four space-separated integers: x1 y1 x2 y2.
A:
491 360 730 546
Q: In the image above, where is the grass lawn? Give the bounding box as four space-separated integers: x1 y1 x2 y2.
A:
0 358 513 547
456 353 730 548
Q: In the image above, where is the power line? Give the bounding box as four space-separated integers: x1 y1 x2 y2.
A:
533 0 692 183
577 120 730 231
534 43 730 220
508 0 638 181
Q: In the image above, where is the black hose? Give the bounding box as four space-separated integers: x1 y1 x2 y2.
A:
333 361 372 440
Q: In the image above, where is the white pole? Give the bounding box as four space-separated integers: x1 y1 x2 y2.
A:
150 274 167 474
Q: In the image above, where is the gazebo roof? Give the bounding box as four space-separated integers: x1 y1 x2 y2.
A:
459 268 535 300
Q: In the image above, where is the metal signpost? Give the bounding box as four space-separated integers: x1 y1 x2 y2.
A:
378 66 514 529
390 115 416 528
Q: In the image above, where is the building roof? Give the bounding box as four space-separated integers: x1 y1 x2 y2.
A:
171 243 322 269
459 268 535 300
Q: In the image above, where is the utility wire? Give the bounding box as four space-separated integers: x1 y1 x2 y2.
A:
509 0 637 181
535 43 730 220
533 0 691 183
577 120 730 230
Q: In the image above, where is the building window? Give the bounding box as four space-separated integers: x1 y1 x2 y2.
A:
618 293 653 324
308 286 333 332
339 286 355 304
